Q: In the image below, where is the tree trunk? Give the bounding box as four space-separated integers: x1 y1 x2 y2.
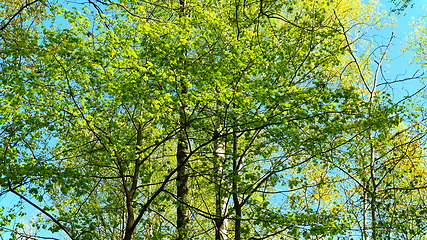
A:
370 143 377 240
176 1 189 239
123 122 143 240
176 85 189 240
232 130 241 240
213 129 228 240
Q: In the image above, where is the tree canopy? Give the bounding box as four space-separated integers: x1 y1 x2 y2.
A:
1 0 427 239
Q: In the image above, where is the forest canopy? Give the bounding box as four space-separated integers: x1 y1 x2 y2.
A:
1 0 427 239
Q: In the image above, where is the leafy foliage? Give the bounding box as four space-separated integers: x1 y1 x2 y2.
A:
1 0 427 239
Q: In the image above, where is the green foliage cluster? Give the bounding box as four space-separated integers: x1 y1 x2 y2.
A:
1 0 427 239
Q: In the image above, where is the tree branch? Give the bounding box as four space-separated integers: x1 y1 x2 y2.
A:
0 0 43 31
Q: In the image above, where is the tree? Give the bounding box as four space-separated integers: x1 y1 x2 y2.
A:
1 0 425 239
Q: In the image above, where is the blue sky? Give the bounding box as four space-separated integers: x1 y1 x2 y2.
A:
375 0 427 101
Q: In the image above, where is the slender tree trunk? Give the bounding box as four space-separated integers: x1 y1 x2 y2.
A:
213 129 228 240
232 130 241 240
362 183 369 240
370 142 377 240
123 122 143 240
368 33 393 240
176 1 189 239
176 134 189 240
177 83 189 240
